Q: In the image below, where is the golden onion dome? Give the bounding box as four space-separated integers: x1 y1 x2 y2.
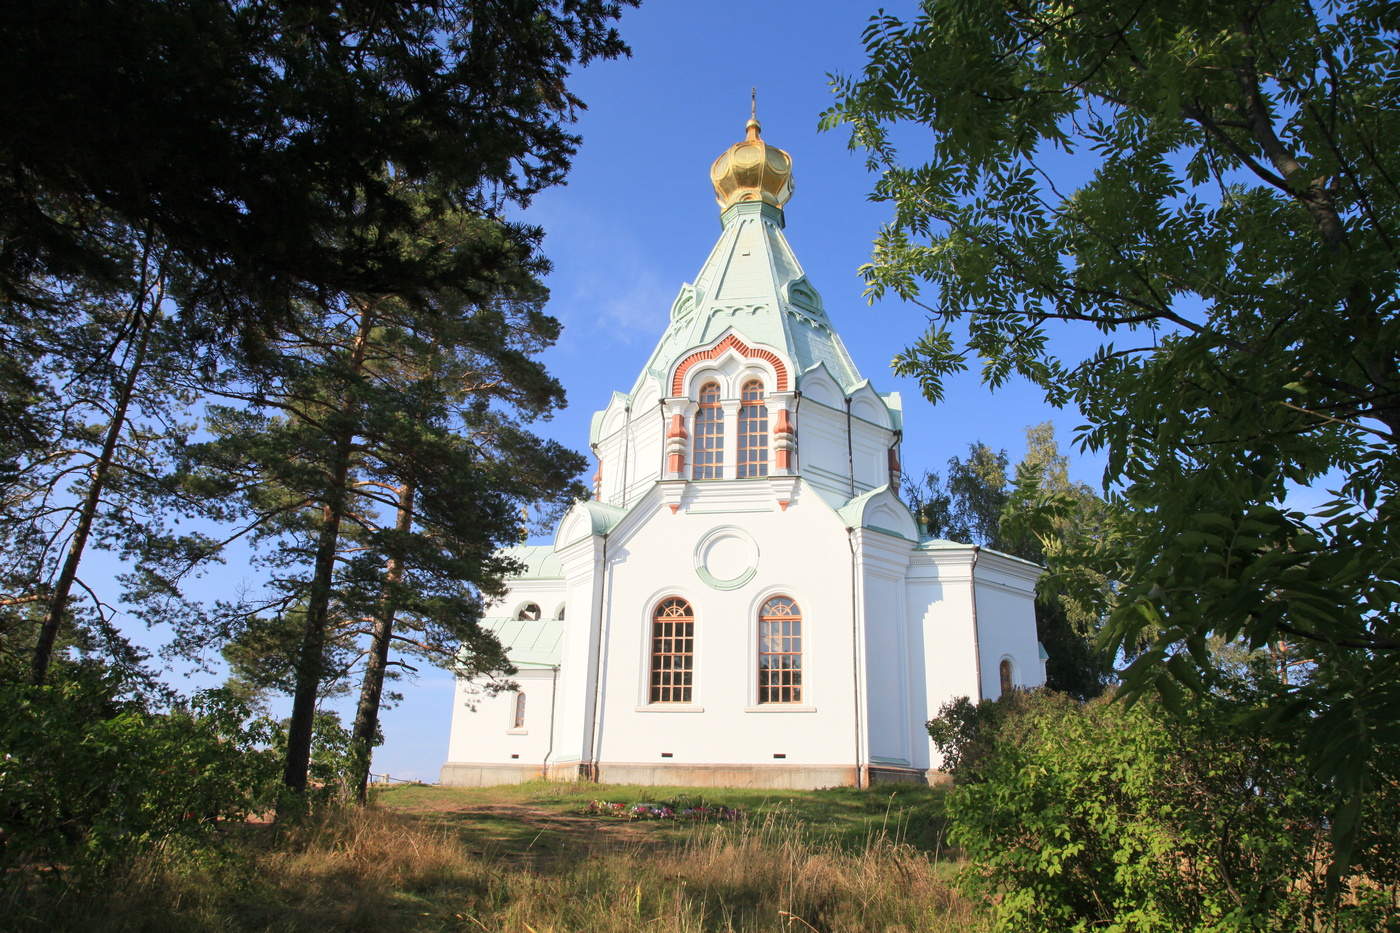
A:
709 108 794 213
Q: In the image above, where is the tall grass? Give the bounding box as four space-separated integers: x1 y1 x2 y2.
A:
11 802 983 932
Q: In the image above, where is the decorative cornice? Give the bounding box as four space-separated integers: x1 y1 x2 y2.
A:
671 332 789 395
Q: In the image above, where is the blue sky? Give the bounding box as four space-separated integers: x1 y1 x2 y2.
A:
366 1 1112 782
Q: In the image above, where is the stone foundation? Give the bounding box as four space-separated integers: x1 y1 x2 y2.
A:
439 762 545 786
596 762 858 789
866 765 933 785
441 760 947 789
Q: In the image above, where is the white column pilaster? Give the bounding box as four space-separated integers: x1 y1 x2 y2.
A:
720 398 741 479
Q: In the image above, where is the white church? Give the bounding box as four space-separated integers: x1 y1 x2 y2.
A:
442 114 1046 789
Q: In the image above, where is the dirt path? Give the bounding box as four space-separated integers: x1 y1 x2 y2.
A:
392 801 681 866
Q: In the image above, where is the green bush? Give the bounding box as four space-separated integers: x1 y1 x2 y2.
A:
266 709 358 807
933 689 1399 931
0 671 280 878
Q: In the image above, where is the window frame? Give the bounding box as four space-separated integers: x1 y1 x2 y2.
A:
691 381 724 480
510 691 527 730
755 595 803 705
999 657 1015 696
736 378 769 478
647 596 696 704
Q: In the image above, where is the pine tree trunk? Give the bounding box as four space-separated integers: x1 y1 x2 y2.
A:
350 480 414 803
280 302 373 800
32 289 160 685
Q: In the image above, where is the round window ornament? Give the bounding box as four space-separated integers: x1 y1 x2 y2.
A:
694 526 759 591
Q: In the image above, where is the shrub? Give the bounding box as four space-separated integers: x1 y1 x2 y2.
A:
0 671 279 880
927 690 1072 780
935 689 1399 931
267 709 356 806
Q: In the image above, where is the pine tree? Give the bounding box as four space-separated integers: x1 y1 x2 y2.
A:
179 208 584 800
0 219 215 685
0 1 635 341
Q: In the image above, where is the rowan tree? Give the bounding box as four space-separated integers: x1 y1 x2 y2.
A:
826 0 1400 861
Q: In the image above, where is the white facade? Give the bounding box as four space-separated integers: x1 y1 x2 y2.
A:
442 121 1045 789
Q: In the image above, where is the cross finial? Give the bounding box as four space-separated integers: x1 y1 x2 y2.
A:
745 88 761 141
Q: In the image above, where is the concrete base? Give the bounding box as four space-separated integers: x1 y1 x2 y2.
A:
442 760 861 789
596 762 858 789
440 762 545 786
442 760 950 789
866 765 934 786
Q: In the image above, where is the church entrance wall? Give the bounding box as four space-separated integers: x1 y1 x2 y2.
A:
584 483 862 777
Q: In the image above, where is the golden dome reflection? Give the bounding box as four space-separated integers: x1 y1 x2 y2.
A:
709 104 794 213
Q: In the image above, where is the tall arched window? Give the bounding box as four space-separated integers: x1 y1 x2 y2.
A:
511 692 527 729
736 379 769 478
649 597 695 703
757 597 802 703
999 658 1014 695
691 381 723 479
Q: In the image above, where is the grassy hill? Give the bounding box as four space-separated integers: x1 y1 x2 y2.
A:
14 781 984 932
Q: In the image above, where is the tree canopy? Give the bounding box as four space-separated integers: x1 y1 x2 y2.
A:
826 0 1399 861
0 0 634 339
1 1 632 805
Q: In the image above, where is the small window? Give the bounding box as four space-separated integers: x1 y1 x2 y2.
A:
512 692 526 729
649 597 695 703
999 658 1014 695
758 597 802 703
736 379 769 478
516 602 541 621
691 382 724 479
554 604 566 620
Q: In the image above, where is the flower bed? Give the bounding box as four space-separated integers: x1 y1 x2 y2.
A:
582 798 744 822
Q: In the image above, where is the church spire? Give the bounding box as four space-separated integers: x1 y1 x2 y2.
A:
709 94 794 214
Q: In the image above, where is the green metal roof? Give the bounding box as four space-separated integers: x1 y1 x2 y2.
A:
624 200 865 408
836 484 919 541
499 544 563 580
480 615 563 667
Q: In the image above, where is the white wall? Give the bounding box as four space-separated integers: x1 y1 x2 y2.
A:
974 553 1044 698
584 478 861 770
447 667 558 766
550 534 605 770
858 530 915 769
446 485 1042 785
907 548 982 771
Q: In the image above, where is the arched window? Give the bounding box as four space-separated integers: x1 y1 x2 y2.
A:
649 597 695 703
736 379 769 478
691 381 723 479
516 602 541 621
757 597 802 703
553 604 566 620
999 658 1014 695
512 692 527 729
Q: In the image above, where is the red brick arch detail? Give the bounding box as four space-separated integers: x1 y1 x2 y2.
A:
671 334 789 396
